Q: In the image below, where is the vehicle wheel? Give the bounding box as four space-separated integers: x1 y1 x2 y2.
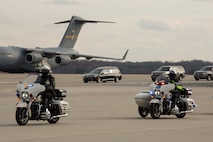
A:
48 117 60 124
207 75 211 81
16 108 29 125
176 101 186 118
138 106 149 118
83 80 88 83
114 77 119 83
96 77 101 83
194 77 199 81
150 103 161 119
179 75 183 81
176 113 186 118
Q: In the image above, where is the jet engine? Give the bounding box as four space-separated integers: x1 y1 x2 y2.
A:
55 55 71 65
25 52 43 64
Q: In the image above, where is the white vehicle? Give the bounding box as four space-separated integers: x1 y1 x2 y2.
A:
151 66 185 81
15 73 71 125
135 75 197 119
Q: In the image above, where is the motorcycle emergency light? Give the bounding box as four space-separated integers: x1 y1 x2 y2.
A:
24 84 33 89
149 90 154 95
155 81 165 85
16 91 20 98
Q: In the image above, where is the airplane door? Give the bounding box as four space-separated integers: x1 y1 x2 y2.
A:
5 50 14 64
0 47 17 69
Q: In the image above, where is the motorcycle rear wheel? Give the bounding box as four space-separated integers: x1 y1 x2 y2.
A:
176 113 186 118
16 108 29 125
47 117 60 124
150 103 161 119
176 101 187 118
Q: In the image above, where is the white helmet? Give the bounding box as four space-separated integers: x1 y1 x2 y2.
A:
169 69 176 75
36 65 52 73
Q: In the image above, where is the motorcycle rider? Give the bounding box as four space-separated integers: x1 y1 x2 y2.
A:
168 70 183 113
37 66 56 117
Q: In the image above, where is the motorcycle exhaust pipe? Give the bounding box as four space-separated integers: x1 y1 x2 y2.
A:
50 113 68 120
179 110 194 114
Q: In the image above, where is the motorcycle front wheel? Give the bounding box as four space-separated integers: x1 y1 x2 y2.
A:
150 103 161 119
16 108 29 125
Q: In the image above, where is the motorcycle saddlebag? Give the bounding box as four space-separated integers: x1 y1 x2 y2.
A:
54 89 67 98
135 91 151 108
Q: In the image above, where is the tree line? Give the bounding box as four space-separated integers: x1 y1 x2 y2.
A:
52 59 213 75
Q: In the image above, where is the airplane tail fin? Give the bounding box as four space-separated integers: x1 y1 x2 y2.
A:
55 16 114 49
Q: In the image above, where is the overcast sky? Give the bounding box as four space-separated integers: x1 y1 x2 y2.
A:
0 0 213 62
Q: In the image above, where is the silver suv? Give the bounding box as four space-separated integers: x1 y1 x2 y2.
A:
83 66 122 83
194 66 213 81
151 65 186 81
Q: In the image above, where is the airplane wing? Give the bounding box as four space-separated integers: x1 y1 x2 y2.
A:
27 48 129 61
73 49 129 60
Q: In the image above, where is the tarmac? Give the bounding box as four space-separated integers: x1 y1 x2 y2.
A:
0 74 212 142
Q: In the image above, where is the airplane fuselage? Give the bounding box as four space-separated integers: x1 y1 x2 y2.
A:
0 16 127 73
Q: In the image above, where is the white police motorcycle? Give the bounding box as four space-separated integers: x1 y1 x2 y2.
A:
15 72 71 125
135 75 197 119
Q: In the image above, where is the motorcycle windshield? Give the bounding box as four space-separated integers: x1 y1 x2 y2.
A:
22 73 41 84
155 75 169 84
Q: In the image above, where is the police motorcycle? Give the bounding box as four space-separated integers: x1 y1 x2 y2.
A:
15 70 71 125
135 75 197 119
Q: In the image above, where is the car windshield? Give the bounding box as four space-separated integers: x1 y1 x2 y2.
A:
22 73 41 83
90 69 102 74
200 66 212 71
157 67 170 71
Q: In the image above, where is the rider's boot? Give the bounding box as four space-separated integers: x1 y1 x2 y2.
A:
45 108 51 119
41 108 51 119
171 105 179 114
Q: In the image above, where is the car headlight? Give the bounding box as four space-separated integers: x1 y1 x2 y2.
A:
21 92 29 99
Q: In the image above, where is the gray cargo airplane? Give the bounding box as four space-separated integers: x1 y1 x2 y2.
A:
0 16 128 73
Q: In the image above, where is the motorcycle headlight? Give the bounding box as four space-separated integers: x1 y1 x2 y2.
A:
154 90 161 96
21 92 29 99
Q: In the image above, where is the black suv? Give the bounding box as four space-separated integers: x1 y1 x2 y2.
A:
83 66 122 83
